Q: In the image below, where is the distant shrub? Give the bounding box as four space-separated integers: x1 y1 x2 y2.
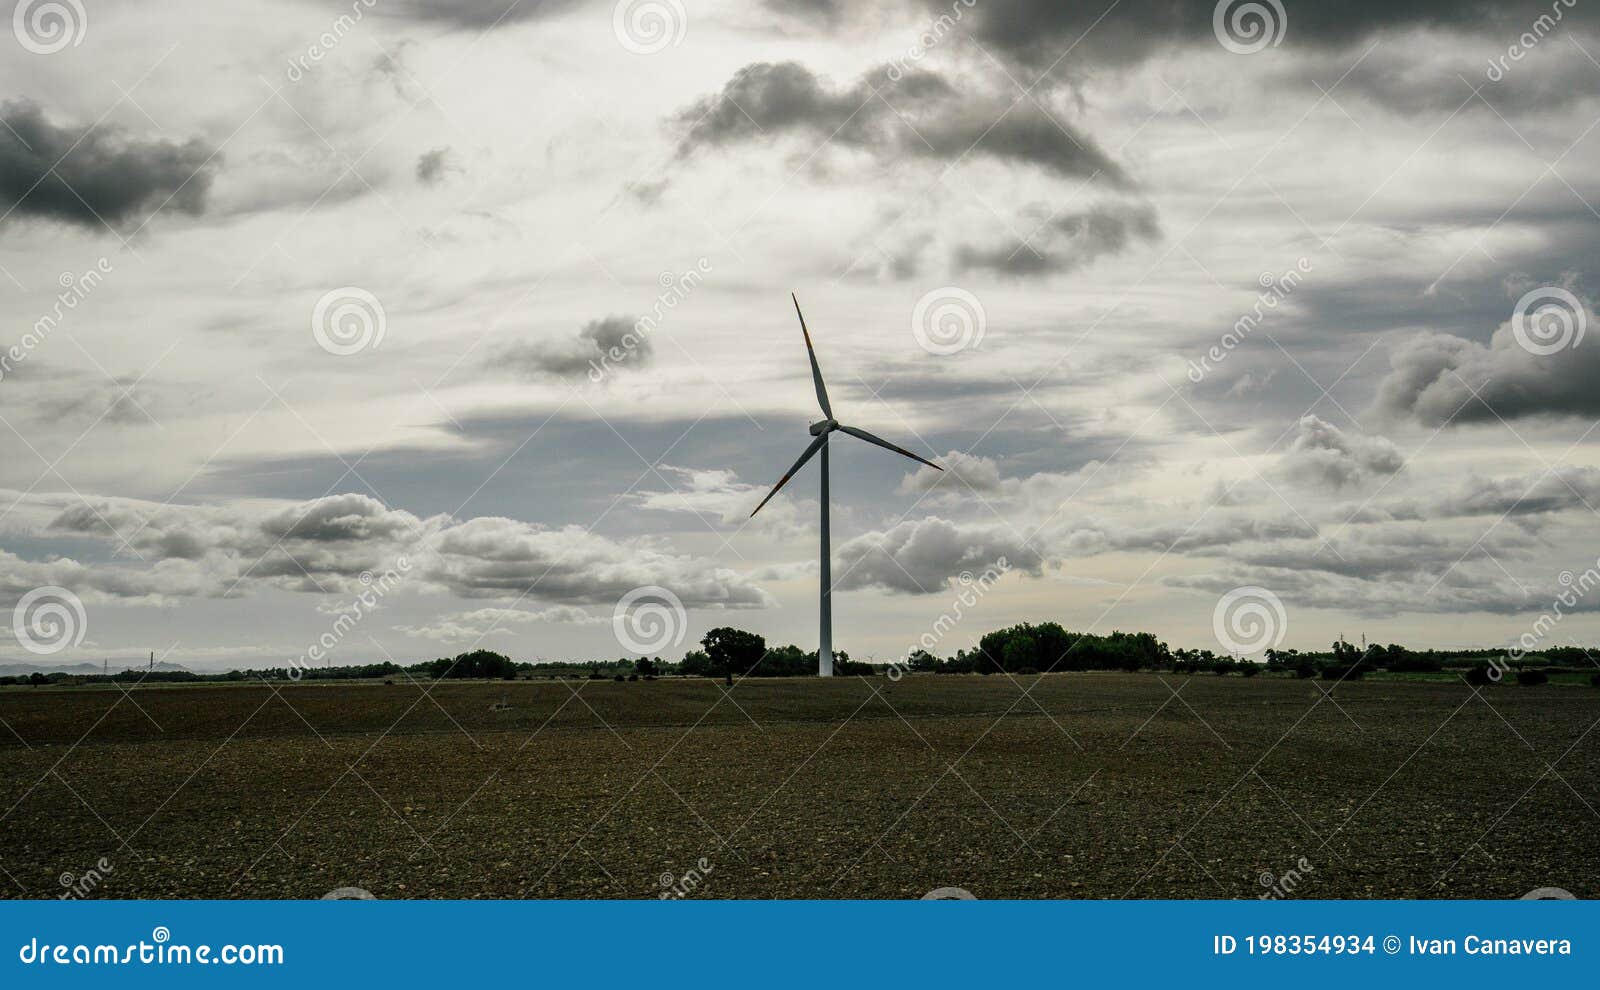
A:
383 678 394 685
1017 667 1039 676
628 674 639 682
1464 666 1495 687
587 673 606 681
1590 673 1600 688
613 674 625 682
1294 663 1317 679
1321 663 1368 681
1516 669 1549 686
1240 664 1260 677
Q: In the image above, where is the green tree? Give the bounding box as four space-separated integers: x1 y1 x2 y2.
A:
700 627 766 686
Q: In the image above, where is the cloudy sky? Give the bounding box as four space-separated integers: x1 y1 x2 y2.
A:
3 0 1600 671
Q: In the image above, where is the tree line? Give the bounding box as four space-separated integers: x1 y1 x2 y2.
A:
6 628 1597 687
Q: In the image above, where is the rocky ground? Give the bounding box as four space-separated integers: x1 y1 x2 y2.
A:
0 673 1594 899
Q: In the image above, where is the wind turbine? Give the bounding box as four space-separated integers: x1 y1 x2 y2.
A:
750 295 943 677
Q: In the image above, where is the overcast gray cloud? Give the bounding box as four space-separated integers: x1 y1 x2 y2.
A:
954 201 1160 277
672 61 1130 185
1374 311 1600 426
494 316 654 380
0 100 216 230
18 491 770 609
833 516 1042 593
789 1 1599 71
388 0 580 28
5 0 1600 667
1279 415 1404 490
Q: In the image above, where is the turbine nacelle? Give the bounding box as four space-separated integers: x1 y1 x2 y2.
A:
808 418 837 436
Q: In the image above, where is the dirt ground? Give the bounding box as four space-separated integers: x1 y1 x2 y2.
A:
0 673 1595 899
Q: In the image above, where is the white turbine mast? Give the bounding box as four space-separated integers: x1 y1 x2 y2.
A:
750 295 943 677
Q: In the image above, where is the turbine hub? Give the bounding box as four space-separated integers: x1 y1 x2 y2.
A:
808 418 837 436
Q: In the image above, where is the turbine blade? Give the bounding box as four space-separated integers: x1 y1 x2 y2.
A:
750 434 827 517
837 424 942 471
792 293 833 419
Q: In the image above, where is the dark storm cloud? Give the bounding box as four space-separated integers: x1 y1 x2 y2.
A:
0 101 216 230
1373 287 1600 425
953 202 1159 277
389 0 580 28
790 1 1596 69
672 61 1130 185
495 316 654 380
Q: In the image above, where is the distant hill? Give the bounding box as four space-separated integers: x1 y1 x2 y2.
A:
0 659 192 677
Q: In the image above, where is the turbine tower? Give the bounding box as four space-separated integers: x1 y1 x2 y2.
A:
750 295 943 676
